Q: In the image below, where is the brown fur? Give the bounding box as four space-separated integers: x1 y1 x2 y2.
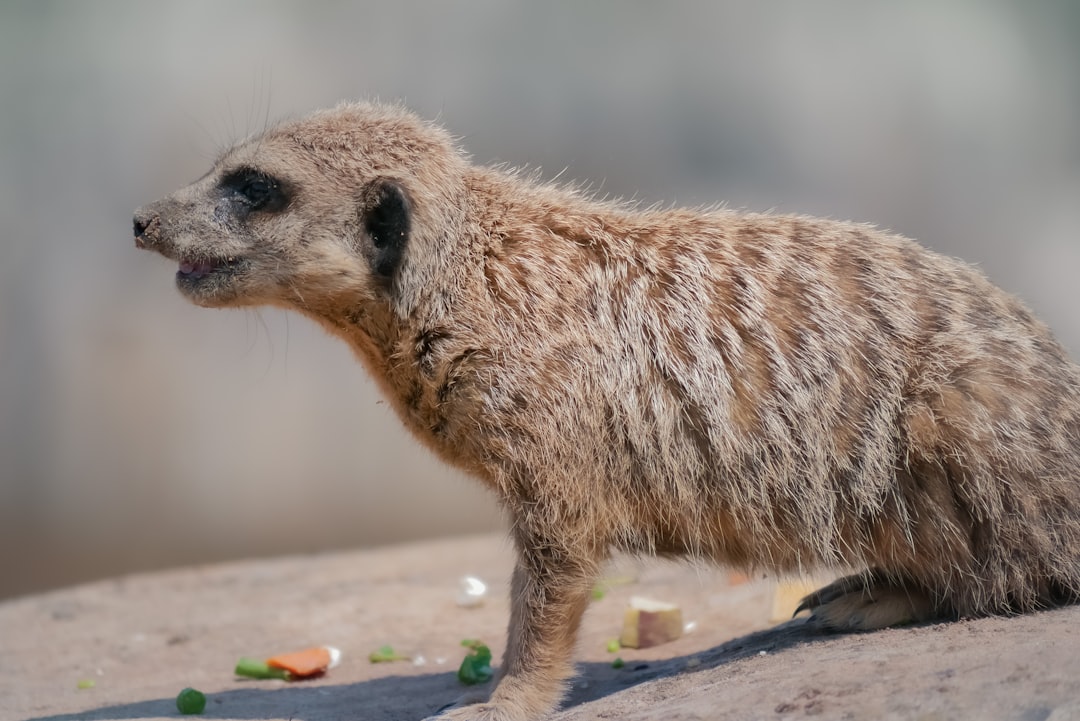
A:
134 102 1080 720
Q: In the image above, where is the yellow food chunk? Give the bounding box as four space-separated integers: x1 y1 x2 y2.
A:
619 596 683 649
770 578 822 623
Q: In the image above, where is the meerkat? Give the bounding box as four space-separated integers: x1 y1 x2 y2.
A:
133 102 1080 721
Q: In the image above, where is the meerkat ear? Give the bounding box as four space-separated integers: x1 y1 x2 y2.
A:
358 178 411 280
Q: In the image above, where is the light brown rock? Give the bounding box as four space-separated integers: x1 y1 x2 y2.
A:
4 535 1078 721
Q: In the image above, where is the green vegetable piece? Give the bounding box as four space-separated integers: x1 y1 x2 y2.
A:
176 687 207 715
459 639 491 665
368 644 410 663
76 679 96 690
235 657 290 680
612 657 625 669
591 584 606 600
457 639 494 685
605 639 621 653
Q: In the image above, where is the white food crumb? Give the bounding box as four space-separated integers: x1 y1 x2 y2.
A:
456 576 488 607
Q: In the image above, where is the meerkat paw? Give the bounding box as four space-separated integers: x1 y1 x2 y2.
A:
424 676 560 721
796 572 937 631
423 687 492 719
795 573 876 616
423 701 536 721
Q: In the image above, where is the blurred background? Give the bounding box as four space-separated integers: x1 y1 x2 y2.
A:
1 0 1078 600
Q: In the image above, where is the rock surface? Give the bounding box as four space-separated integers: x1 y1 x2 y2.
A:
3 534 1078 721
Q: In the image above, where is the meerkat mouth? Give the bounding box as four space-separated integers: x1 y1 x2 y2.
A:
174 256 247 302
177 258 218 280
176 255 242 281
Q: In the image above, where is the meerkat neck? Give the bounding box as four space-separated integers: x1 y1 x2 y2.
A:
464 167 601 243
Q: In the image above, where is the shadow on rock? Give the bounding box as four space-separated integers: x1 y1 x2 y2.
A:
23 673 461 721
25 620 834 721
563 617 832 709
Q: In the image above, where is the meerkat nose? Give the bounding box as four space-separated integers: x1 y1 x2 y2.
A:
132 211 157 248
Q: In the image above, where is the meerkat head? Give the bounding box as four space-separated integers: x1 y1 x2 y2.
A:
133 102 468 316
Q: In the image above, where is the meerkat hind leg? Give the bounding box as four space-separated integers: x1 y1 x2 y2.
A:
797 570 938 631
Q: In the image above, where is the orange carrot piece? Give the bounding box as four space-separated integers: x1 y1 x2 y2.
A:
266 647 332 677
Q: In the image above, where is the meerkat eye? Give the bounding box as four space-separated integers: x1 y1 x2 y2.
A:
241 177 272 204
222 168 287 212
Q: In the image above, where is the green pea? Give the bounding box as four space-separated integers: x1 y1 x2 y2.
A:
176 687 207 715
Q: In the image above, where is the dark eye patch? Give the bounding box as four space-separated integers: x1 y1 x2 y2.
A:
221 167 288 212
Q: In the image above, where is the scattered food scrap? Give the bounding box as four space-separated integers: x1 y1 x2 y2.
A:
175 687 206 715
612 657 625 669
456 576 488 607
770 578 822 622
368 645 411 663
727 570 752 586
619 596 683 649
605 638 621 653
267 646 339 677
236 646 341 681
235 657 290 680
457 639 494 685
76 679 95 690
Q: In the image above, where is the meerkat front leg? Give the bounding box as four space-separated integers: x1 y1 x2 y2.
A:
428 531 600 721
